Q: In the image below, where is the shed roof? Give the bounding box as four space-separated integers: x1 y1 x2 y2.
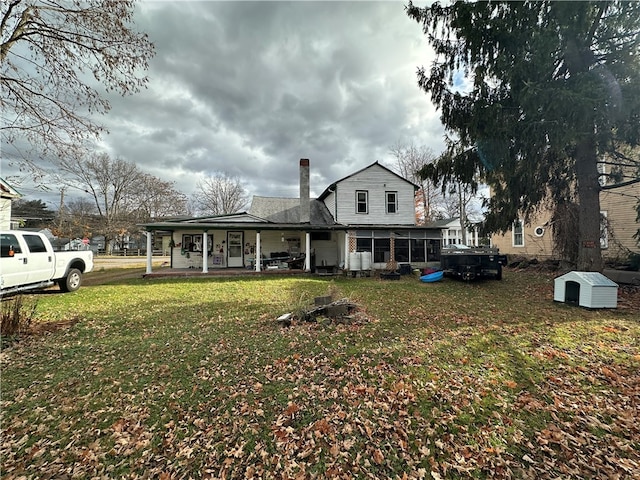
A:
555 271 618 287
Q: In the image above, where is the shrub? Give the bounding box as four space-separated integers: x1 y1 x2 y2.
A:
1 295 37 347
628 253 640 271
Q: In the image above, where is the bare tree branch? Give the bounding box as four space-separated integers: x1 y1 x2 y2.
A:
193 173 248 216
1 0 154 167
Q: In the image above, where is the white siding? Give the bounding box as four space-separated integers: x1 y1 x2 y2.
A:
324 190 337 219
331 164 416 225
591 287 618 309
0 198 11 230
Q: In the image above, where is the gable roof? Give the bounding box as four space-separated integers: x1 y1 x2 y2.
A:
318 161 419 201
249 196 336 226
0 178 21 199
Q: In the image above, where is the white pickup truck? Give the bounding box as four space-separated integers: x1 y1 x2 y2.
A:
1 231 94 295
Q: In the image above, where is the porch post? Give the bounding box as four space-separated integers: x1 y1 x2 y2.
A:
304 232 311 272
255 231 261 272
145 230 153 274
202 231 209 273
344 231 350 270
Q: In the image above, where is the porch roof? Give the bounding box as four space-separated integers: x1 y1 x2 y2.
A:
141 221 444 237
140 221 348 232
141 211 444 236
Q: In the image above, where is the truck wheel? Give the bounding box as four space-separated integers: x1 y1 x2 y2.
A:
495 265 503 280
60 268 82 292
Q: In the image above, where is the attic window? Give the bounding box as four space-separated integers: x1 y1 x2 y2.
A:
386 191 397 214
356 190 368 214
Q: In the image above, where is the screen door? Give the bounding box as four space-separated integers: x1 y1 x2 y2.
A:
227 231 243 267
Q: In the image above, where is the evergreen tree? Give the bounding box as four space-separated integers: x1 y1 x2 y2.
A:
11 198 54 228
408 1 640 271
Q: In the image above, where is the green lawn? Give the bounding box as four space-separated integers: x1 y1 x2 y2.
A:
1 270 638 479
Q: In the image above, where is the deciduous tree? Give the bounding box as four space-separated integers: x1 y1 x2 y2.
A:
130 174 189 222
389 142 442 224
10 198 53 228
58 153 141 252
1 0 154 170
193 173 248 216
408 1 640 271
57 153 186 253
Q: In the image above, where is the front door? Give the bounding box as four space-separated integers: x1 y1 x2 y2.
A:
227 231 243 267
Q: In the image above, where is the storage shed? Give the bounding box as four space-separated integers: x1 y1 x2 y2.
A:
554 271 618 309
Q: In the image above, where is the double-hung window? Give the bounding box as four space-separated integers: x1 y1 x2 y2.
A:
512 219 524 247
356 190 368 214
386 191 397 214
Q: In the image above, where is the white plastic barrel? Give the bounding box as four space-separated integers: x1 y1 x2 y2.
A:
349 252 361 271
360 251 372 271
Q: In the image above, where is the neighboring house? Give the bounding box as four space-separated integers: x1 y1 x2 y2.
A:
427 217 480 247
141 159 444 274
490 210 555 259
0 178 22 230
491 181 640 261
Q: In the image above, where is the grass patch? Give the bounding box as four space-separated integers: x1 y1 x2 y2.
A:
1 271 638 479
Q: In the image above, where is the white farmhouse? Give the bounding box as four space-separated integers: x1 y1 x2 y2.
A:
141 159 444 274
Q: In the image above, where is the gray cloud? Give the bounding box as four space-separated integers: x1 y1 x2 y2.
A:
4 1 444 207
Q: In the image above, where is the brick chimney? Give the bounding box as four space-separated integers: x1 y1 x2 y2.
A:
299 158 310 223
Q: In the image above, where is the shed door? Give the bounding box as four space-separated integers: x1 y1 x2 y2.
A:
227 232 243 267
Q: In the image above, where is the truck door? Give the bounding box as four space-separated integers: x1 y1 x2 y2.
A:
21 234 53 284
0 233 29 289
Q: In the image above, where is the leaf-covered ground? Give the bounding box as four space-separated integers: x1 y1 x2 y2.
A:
1 270 639 479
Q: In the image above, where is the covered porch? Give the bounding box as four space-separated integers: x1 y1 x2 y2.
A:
141 221 347 276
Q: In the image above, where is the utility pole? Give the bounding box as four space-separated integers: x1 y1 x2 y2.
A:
58 187 66 234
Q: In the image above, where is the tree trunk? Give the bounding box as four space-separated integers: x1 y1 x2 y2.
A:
575 135 603 272
458 184 468 246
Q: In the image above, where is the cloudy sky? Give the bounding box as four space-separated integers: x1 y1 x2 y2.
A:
6 1 447 208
